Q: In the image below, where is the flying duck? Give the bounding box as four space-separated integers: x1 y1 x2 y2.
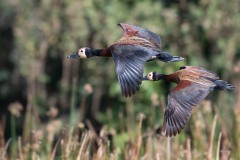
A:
143 66 234 137
68 23 184 97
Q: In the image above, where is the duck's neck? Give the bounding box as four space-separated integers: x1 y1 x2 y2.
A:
87 49 101 57
88 48 109 57
156 74 167 81
163 73 179 83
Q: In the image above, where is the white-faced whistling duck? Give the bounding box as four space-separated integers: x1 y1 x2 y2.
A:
143 66 234 137
67 23 185 97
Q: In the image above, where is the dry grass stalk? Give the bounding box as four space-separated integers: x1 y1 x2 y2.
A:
0 120 6 148
95 139 107 160
18 137 24 160
0 139 11 160
234 81 240 156
167 137 170 160
156 153 160 160
186 138 192 160
77 131 90 160
134 113 144 160
155 136 164 160
216 132 222 160
64 128 74 159
110 148 120 160
22 104 33 143
50 136 61 160
207 115 218 160
142 136 153 160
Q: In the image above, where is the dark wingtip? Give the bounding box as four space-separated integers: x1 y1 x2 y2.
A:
162 109 188 137
117 23 123 27
123 92 130 98
179 66 186 70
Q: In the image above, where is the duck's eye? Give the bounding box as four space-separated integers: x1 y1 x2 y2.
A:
80 50 83 52
149 73 152 77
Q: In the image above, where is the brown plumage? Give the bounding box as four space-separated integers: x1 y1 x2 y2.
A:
68 23 184 97
143 66 234 137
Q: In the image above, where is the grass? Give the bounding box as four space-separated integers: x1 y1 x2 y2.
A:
0 105 235 160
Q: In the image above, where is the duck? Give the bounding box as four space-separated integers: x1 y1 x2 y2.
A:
143 66 234 137
67 23 185 97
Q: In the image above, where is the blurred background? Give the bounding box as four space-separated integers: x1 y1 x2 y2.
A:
0 0 240 159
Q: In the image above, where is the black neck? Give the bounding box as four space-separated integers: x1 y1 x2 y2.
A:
87 49 104 57
155 73 167 80
92 49 103 56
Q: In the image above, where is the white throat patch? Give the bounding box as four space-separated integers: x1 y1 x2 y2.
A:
79 52 87 58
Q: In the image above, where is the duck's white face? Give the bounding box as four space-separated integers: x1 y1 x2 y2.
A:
147 72 154 80
77 47 87 58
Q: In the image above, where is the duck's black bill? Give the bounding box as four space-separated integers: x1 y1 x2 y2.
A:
142 76 148 81
67 52 79 58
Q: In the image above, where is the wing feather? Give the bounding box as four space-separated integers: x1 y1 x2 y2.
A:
118 23 161 49
183 66 219 79
110 44 158 97
162 81 213 137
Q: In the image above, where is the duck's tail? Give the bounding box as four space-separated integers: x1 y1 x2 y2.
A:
214 80 235 90
156 52 185 62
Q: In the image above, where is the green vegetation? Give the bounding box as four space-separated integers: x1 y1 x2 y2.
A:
0 0 239 159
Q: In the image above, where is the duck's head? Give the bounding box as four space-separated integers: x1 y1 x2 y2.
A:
143 71 157 81
143 71 166 81
67 47 93 59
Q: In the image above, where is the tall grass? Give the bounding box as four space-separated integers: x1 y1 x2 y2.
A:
1 103 237 160
1 0 239 159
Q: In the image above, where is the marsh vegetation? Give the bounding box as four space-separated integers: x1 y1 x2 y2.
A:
0 0 239 159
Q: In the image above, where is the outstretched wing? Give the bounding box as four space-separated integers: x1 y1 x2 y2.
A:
162 80 213 137
180 66 219 80
118 23 161 49
110 44 158 97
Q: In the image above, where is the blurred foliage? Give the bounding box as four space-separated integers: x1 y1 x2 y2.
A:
0 0 240 159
